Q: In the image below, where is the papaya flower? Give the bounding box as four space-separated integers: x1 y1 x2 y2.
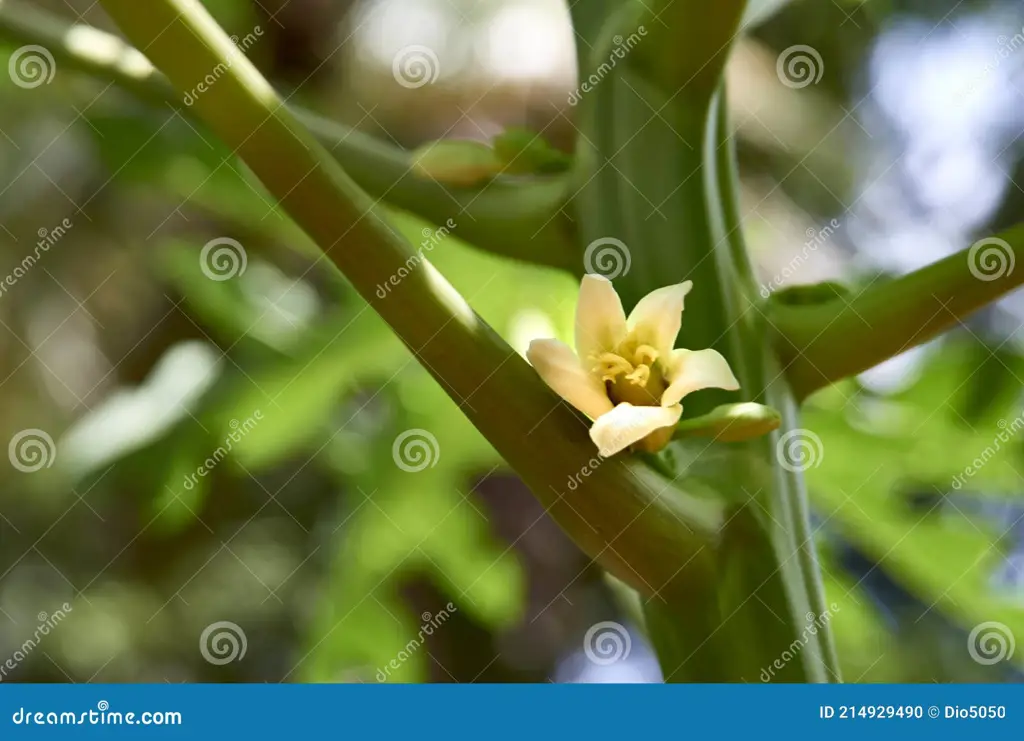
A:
527 275 740 457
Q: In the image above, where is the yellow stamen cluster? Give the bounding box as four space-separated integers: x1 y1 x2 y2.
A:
590 342 663 406
592 352 633 383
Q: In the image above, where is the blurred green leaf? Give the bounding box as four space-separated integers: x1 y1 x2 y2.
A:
805 345 1024 670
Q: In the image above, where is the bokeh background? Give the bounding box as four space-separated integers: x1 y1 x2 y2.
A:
0 0 1023 683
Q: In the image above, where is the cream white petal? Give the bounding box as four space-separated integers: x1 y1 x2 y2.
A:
527 338 614 419
625 280 693 357
575 274 627 362
661 348 740 407
590 402 682 457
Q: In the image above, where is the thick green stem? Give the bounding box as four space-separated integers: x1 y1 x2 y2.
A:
0 0 577 271
94 0 726 600
773 223 1024 399
571 0 836 682
712 91 840 681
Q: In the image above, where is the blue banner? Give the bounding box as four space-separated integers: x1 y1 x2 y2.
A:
0 685 1021 739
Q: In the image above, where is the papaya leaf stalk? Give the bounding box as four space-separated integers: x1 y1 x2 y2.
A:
0 0 577 271
773 223 1024 399
94 0 730 602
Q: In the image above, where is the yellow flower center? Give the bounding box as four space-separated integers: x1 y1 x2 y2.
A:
590 341 666 407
